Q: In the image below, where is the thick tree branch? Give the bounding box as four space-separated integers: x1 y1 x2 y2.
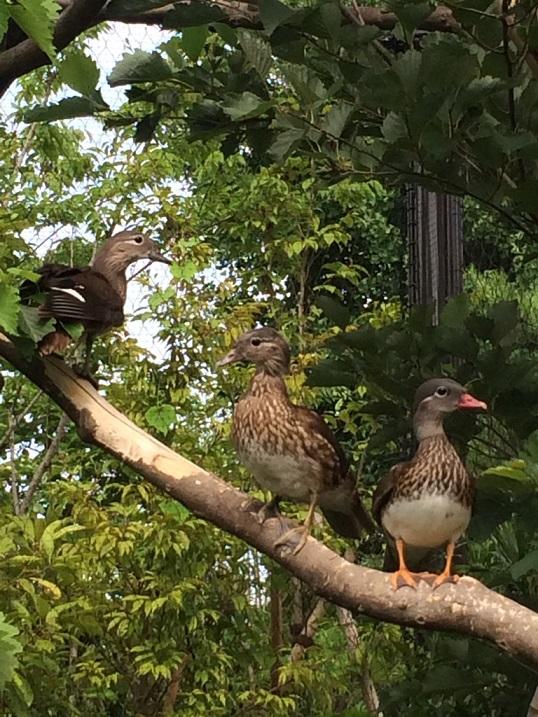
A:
1 331 538 669
0 0 108 97
0 1 459 98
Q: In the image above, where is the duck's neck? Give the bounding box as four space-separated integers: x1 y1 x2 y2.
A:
248 371 289 398
413 405 446 443
92 252 129 302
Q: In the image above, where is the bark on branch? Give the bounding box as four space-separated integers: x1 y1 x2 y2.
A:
1 331 538 669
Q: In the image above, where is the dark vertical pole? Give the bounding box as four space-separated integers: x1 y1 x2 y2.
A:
406 186 464 321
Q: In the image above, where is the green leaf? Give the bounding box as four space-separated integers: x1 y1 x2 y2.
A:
489 300 519 343
281 65 326 105
24 96 109 123
511 550 538 580
307 359 356 388
382 112 407 143
483 462 529 482
321 102 353 139
318 0 342 42
18 305 55 343
391 0 432 34
269 128 305 160
0 283 20 335
222 92 272 121
259 0 296 35
440 294 469 328
422 665 472 694
159 499 192 521
0 3 9 45
214 22 237 45
238 30 273 79
0 613 22 689
62 322 84 341
40 523 56 560
12 671 33 706
145 404 176 433
58 50 100 97
181 25 208 62
316 295 350 328
109 50 173 86
8 0 60 60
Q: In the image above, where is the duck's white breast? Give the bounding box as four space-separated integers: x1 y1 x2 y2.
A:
239 442 316 501
382 494 471 548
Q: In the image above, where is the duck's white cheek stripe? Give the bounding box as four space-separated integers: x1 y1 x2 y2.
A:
51 287 86 303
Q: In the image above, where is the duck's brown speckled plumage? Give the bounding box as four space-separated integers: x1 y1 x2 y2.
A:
373 435 474 522
219 328 374 551
233 372 349 500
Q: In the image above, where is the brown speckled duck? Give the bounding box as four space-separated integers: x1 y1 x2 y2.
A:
218 327 375 554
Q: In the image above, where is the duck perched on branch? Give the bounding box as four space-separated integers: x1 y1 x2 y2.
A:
218 327 375 554
20 230 171 383
373 378 487 590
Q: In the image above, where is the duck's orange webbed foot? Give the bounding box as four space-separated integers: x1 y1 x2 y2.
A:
432 572 460 590
391 538 419 590
414 571 438 587
390 568 418 590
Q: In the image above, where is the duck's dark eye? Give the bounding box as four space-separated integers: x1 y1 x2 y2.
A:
435 386 448 397
251 337 261 347
133 235 144 244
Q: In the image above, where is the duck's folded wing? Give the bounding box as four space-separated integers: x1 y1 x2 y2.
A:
296 406 375 536
41 271 123 324
294 406 349 475
20 263 82 303
321 491 376 537
372 462 409 526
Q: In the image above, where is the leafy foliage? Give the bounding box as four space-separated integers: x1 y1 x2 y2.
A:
23 0 538 240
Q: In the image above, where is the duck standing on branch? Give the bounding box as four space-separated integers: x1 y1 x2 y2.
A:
373 378 487 590
218 327 375 554
20 230 171 382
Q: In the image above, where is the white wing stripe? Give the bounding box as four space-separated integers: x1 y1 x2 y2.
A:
51 287 86 303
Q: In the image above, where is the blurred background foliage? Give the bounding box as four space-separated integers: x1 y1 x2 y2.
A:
1 0 538 714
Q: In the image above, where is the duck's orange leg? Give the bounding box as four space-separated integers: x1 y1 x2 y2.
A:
391 538 418 590
432 541 459 589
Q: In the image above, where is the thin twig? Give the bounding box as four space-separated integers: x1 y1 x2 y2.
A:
336 547 383 715
19 413 69 514
290 597 326 661
0 390 43 455
8 417 20 515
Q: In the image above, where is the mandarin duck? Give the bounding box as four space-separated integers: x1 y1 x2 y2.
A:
218 327 375 554
372 378 487 590
21 230 171 382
